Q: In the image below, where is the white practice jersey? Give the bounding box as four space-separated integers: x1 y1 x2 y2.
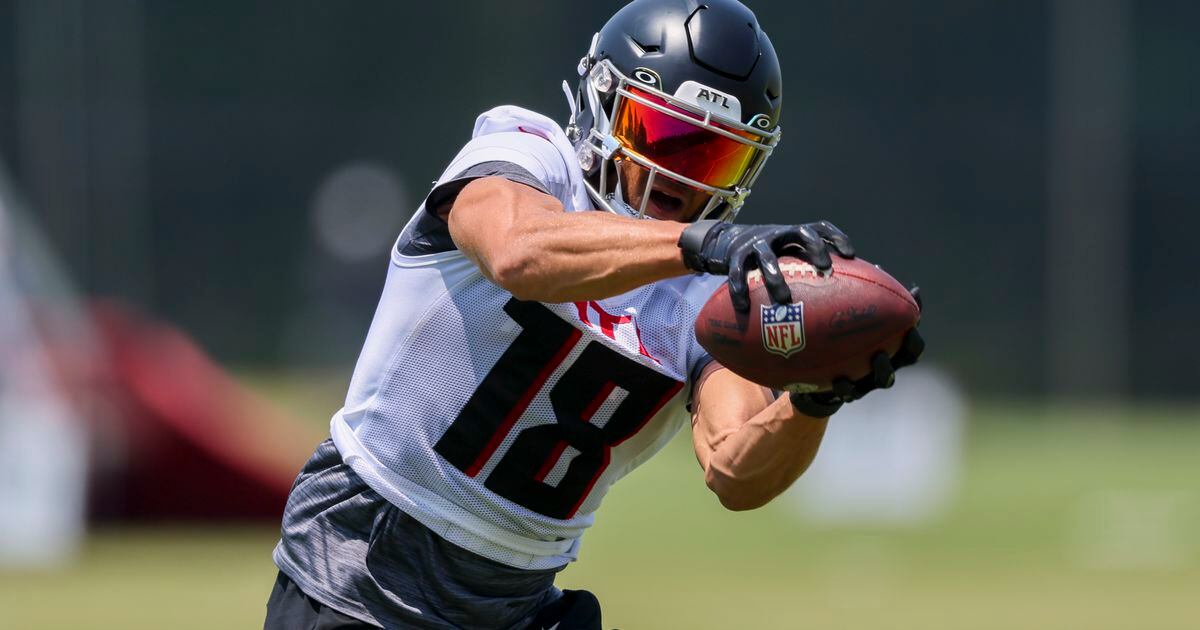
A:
331 106 723 570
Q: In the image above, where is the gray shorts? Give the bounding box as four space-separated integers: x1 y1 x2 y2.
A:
272 440 563 629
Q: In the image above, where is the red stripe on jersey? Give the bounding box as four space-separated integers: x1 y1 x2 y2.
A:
533 382 616 485
611 380 684 447
533 440 569 484
567 448 611 519
581 382 618 423
566 379 683 517
632 323 661 365
465 328 583 477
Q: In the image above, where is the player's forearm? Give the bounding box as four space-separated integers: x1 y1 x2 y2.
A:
702 397 829 511
449 177 691 303
489 210 688 303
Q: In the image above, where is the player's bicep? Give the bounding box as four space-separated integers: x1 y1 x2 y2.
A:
690 362 776 470
398 129 569 257
447 176 564 279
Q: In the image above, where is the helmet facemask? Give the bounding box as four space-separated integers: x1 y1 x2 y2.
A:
568 56 781 224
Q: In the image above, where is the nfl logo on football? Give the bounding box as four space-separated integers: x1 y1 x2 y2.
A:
761 303 806 358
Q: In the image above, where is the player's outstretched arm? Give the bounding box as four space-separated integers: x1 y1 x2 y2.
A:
447 176 853 307
690 363 829 512
447 177 692 303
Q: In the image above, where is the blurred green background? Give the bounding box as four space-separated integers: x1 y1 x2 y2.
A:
2 378 1197 628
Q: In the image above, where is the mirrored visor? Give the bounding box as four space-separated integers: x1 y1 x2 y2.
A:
611 87 764 190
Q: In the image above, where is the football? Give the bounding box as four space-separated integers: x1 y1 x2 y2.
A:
695 256 920 393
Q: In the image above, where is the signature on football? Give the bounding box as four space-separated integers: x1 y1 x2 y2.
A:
828 304 879 331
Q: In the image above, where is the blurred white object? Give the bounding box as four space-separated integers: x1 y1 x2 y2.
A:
0 384 88 566
312 161 410 263
1070 490 1197 571
786 366 966 525
0 161 90 567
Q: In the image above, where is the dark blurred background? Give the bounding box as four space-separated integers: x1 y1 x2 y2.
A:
3 3 1200 629
2 0 1198 399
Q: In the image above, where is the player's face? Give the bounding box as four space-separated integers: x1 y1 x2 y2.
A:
617 158 712 223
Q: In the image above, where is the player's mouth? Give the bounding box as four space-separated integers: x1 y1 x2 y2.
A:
642 175 703 220
648 188 684 217
617 158 708 222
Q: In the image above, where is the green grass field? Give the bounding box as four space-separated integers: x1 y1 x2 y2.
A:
3 395 1198 629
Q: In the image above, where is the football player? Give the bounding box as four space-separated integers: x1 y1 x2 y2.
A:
266 1 923 628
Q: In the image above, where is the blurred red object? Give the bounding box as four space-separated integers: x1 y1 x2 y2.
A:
47 301 320 522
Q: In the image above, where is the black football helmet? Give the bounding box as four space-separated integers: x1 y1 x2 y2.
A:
565 0 783 223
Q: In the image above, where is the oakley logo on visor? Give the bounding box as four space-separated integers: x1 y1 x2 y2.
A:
674 81 742 121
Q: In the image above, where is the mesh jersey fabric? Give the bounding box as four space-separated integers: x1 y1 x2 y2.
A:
330 106 725 570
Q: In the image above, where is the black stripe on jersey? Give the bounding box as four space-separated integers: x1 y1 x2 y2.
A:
434 298 580 475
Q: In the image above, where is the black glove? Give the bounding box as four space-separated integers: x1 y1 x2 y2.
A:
789 286 926 418
679 220 856 311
